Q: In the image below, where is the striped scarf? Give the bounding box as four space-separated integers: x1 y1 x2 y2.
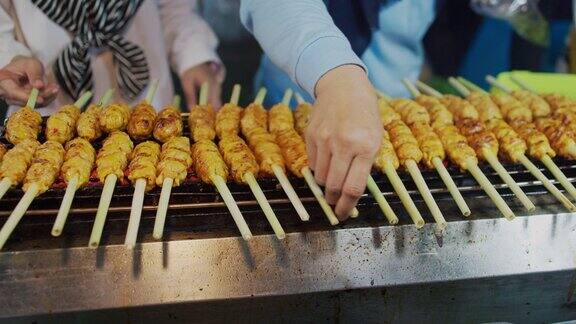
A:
31 0 149 100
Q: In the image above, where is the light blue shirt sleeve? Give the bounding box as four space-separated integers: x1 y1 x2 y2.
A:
240 0 366 97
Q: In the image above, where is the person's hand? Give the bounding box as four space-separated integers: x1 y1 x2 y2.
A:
181 62 225 109
306 64 382 220
0 56 59 107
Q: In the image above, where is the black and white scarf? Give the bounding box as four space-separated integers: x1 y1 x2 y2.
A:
31 0 149 100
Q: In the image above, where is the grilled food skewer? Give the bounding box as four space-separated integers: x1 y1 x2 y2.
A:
153 95 183 143
421 81 534 212
191 83 252 240
152 137 193 239
373 126 422 227
45 91 93 144
52 138 97 236
5 89 42 145
125 141 161 247
378 97 446 229
401 79 471 217
89 131 134 247
268 89 311 221
77 89 115 142
0 141 65 250
481 76 576 201
0 139 40 199
449 78 576 211
217 86 286 237
414 81 515 220
127 80 159 141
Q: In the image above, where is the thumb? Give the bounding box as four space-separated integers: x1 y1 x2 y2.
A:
23 59 45 89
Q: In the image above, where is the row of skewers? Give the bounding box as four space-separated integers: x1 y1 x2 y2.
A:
0 81 344 249
0 77 575 250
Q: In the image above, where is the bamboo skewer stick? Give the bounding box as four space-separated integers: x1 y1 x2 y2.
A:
89 174 117 247
366 176 398 224
99 89 115 109
244 172 285 239
482 149 535 211
27 88 39 109
153 177 173 240
482 75 576 202
125 178 147 248
509 75 538 93
466 160 515 220
405 160 447 230
0 178 12 200
432 157 471 216
402 78 471 217
301 166 339 225
51 177 78 236
144 79 159 104
414 80 516 220
517 155 575 211
0 185 38 250
212 174 253 240
293 93 360 219
541 155 576 200
0 89 40 200
382 161 425 228
272 165 310 221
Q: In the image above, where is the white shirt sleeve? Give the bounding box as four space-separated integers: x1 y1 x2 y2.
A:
157 0 221 76
240 0 365 97
0 4 31 68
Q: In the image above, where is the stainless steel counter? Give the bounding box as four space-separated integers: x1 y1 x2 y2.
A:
0 210 574 319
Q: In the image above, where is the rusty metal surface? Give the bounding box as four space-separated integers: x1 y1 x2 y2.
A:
0 211 574 318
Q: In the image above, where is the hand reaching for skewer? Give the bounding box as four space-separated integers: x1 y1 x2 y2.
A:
306 64 382 219
0 56 59 107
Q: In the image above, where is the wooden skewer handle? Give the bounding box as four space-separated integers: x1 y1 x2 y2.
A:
517 154 576 212
52 177 79 236
301 167 339 225
88 174 118 248
432 157 471 217
272 165 310 221
483 149 535 212
383 163 425 228
0 178 12 200
244 172 285 240
125 178 147 248
406 160 447 230
0 185 38 250
541 155 576 201
153 178 174 240
466 159 515 220
212 174 253 240
366 175 398 225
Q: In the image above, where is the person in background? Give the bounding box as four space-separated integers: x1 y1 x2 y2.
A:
0 0 224 115
241 0 439 220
